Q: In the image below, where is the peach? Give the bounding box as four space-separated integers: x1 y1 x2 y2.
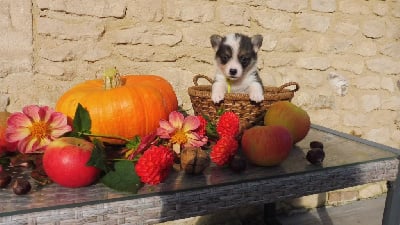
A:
241 125 292 166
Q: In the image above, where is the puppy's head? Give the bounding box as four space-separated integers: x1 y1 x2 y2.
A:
210 33 263 81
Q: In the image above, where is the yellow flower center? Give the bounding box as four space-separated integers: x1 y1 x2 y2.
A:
29 121 50 139
171 130 188 145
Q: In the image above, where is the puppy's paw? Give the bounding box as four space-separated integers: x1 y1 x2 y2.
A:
212 91 225 104
249 91 264 103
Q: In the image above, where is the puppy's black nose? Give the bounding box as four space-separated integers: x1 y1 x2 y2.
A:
229 69 237 76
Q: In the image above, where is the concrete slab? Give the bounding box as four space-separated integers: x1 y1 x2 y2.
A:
278 195 386 225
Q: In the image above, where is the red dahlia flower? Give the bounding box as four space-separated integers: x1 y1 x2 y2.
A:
194 115 207 136
135 145 175 185
210 136 238 166
217 112 240 137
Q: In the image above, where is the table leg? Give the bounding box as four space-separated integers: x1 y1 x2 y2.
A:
264 202 282 225
382 158 400 225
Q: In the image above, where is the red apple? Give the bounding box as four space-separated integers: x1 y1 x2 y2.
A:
43 137 100 188
264 101 310 144
241 125 292 166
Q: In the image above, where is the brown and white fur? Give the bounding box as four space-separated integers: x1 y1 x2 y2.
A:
210 33 264 103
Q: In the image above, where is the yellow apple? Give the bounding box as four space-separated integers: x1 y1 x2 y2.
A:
264 101 310 144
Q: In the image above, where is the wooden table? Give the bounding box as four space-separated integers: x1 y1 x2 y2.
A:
0 125 399 225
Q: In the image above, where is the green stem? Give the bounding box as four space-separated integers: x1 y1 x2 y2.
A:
81 132 131 143
103 67 122 90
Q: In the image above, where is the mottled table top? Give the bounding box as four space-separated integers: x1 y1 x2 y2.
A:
1 124 399 217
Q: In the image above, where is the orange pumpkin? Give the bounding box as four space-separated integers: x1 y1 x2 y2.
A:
0 111 15 154
56 70 178 144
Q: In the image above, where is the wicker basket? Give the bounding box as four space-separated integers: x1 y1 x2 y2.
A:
188 74 299 128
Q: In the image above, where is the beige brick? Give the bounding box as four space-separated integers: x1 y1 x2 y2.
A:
381 77 395 92
366 57 400 75
381 42 400 58
361 94 381 112
253 10 293 32
266 0 307 13
296 56 330 70
36 0 127 18
108 23 182 46
372 2 389 16
338 0 371 15
36 17 105 40
218 5 250 27
382 96 400 111
361 19 386 39
334 20 359 36
311 0 336 13
354 76 381 90
318 36 353 54
354 39 377 57
287 193 327 209
127 0 163 21
275 35 314 52
297 13 331 32
166 0 215 23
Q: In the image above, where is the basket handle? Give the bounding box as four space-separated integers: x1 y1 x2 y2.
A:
277 82 300 93
193 74 213 86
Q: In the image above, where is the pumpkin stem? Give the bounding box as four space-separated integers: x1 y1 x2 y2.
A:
103 67 122 90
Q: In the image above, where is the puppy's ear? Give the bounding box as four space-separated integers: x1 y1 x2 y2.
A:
251 35 263 52
210 34 223 51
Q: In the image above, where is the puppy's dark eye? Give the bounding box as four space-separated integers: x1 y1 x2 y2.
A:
220 55 230 64
239 56 251 67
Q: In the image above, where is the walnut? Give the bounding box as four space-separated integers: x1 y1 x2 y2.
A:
180 147 210 174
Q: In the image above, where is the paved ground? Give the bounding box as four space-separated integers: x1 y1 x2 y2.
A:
159 195 387 225
277 195 386 225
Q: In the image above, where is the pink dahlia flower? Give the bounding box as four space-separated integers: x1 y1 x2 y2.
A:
156 111 207 154
6 105 72 153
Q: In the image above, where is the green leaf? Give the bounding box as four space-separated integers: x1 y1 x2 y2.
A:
126 136 141 150
73 103 91 135
203 114 218 140
101 160 141 193
86 139 109 173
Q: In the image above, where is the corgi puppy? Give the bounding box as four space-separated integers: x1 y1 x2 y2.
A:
210 33 264 103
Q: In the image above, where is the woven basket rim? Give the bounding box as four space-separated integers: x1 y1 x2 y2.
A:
188 74 299 101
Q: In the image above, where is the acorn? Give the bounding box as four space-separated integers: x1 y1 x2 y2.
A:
180 147 210 174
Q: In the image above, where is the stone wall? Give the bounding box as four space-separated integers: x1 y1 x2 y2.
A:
1 0 399 149
0 0 33 111
0 0 399 220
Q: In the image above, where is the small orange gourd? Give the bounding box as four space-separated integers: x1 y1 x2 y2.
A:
56 69 178 144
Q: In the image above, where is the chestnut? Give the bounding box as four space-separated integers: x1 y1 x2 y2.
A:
306 148 325 165
229 155 247 173
12 178 31 195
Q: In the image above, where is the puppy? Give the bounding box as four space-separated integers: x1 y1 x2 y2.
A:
210 33 264 103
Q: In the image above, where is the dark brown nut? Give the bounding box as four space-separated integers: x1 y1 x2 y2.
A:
306 148 325 165
229 155 247 173
12 178 31 195
0 172 12 188
310 141 324 150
